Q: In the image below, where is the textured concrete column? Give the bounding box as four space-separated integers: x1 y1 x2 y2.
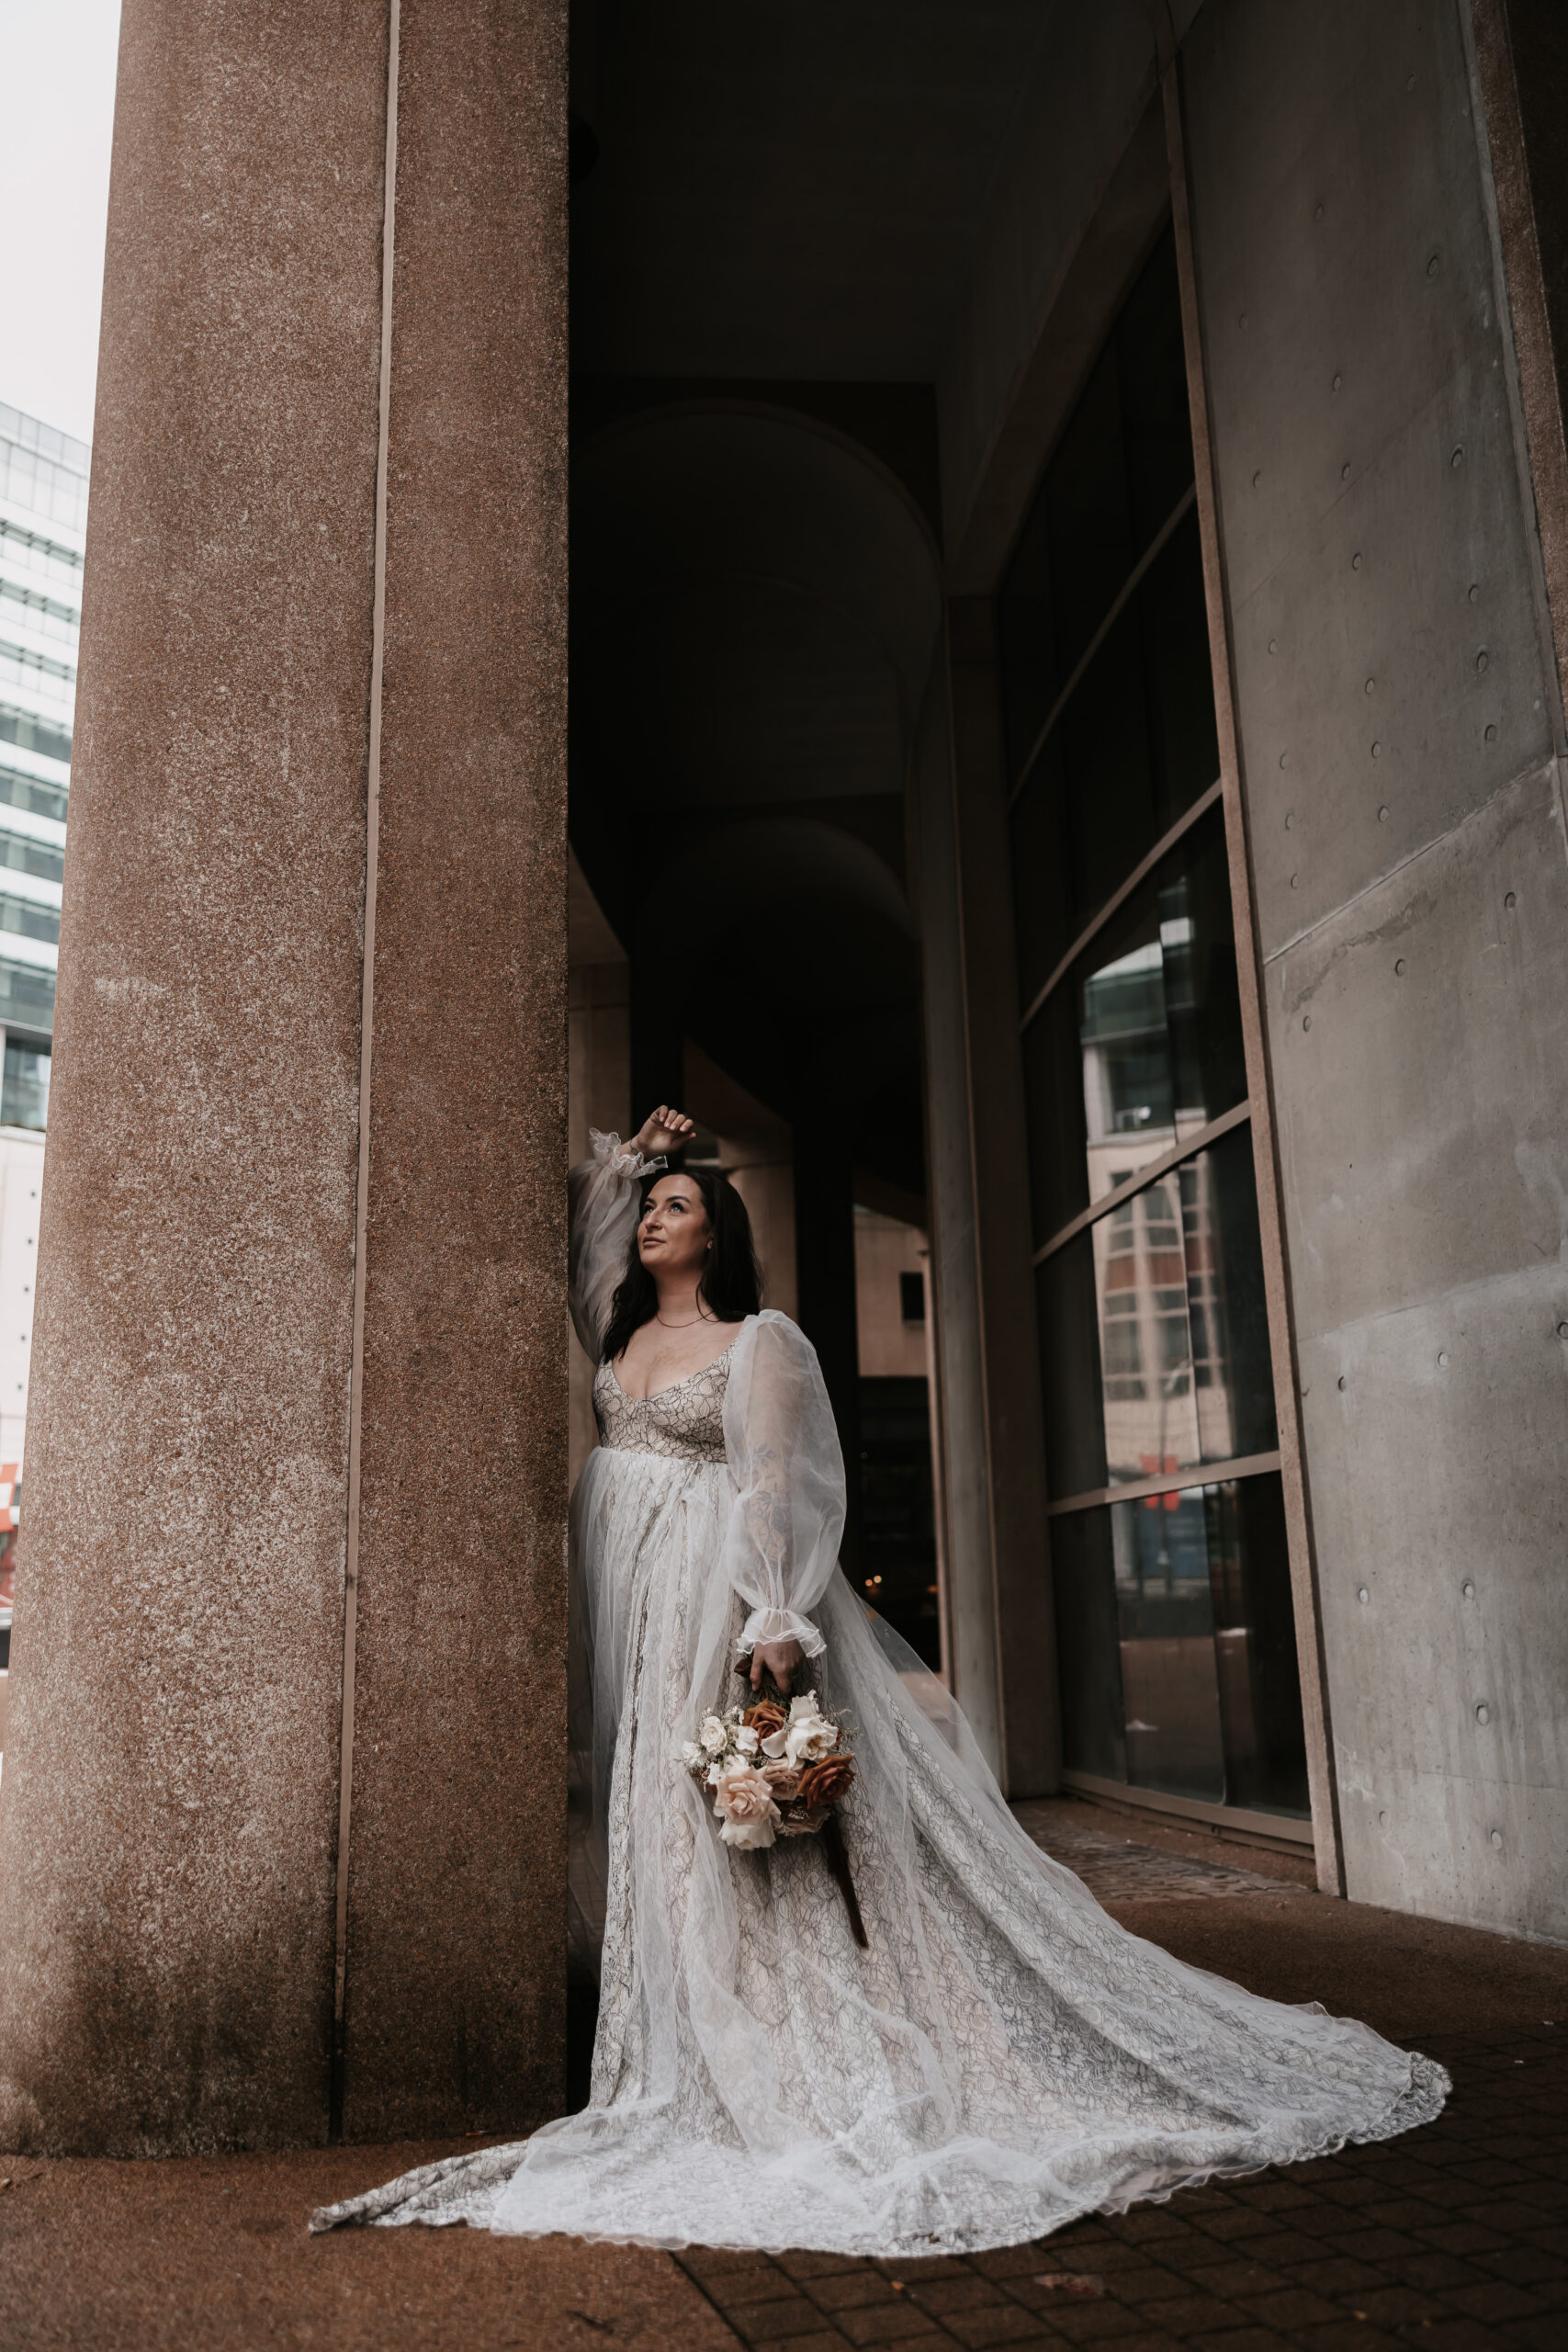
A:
337 0 568 2144
935 606 1058 1802
0 0 568 2157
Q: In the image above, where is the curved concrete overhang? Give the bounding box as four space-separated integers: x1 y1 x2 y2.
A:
570 402 942 1185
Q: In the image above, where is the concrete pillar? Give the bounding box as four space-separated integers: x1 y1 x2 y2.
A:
910 641 1059 1792
0 0 568 2156
947 604 1060 1799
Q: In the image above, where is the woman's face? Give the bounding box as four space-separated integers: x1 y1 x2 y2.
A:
637 1175 713 1281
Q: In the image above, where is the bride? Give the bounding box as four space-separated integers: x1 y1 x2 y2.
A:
313 1106 1446 2256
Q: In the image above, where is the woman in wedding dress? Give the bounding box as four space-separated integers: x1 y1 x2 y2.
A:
313 1106 1447 2256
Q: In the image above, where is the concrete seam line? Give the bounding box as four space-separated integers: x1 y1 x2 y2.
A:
332 0 400 2142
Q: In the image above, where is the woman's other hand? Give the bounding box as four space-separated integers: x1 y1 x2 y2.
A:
633 1104 696 1159
750 1638 805 1697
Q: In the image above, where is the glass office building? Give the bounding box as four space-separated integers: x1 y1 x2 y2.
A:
0 401 79 1109
0 402 82 1465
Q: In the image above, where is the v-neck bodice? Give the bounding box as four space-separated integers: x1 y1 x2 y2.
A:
592 1343 734 1465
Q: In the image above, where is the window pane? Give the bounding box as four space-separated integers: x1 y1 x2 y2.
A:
1010 729 1071 1013
1049 1509 1127 1781
998 495 1057 785
1043 338 1131 681
1022 800 1247 1247
1008 524 1219 1016
1037 1245 1108 1502
1111 1487 1226 1802
1 1038 50 1129
1184 1121 1278 1465
1140 508 1220 821
1055 604 1156 926
1038 1123 1275 1504
1051 1477 1305 1813
1205 1474 1309 1815
1117 222 1195 548
0 960 55 1027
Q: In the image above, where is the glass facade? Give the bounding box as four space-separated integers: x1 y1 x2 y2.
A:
0 402 78 1056
0 406 80 1474
999 226 1307 1820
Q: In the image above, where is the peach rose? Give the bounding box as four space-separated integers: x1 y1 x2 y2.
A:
712 1764 781 1849
761 1761 803 1801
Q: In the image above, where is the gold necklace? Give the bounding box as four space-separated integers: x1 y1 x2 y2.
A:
655 1309 707 1329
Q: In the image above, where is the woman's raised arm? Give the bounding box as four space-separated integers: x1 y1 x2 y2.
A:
567 1106 695 1361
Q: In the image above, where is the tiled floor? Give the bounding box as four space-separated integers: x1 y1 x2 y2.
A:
671 2025 1567 2352
1013 1804 1314 1905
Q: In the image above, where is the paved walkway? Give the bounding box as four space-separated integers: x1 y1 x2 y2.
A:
672 2025 1564 2352
3 1804 1563 2352
1014 1800 1315 1904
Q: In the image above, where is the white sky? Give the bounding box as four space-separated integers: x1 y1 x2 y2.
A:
0 0 122 446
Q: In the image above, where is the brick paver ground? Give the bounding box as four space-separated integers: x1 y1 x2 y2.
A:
671 2026 1566 2352
1014 1803 1315 1904
4 1805 1563 2350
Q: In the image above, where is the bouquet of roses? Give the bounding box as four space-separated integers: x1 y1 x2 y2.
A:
681 1674 866 1944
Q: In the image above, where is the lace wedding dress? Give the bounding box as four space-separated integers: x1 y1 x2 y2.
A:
312 1132 1447 2256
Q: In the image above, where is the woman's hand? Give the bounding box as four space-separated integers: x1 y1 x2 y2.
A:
750 1638 805 1697
633 1104 696 1159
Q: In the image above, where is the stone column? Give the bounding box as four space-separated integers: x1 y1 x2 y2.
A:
929 606 1059 1801
0 0 568 2157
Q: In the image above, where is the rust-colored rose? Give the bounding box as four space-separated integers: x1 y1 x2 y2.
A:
797 1755 854 1810
745 1699 786 1740
761 1761 802 1801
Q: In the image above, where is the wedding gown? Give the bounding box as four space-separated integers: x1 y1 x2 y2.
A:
311 1131 1447 2256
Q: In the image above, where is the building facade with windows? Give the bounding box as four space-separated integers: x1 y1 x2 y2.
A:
0 404 77 1470
3 0 1568 2160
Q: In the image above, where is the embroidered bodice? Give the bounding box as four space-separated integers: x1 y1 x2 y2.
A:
592 1346 732 1465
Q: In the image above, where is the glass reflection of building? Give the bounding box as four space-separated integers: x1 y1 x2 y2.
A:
1000 226 1307 1824
0 403 82 1466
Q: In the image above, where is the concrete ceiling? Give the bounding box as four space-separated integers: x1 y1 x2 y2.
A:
570 407 940 1187
570 0 1057 379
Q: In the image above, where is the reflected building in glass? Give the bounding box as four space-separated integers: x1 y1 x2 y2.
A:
1002 229 1304 1828
0 402 82 1466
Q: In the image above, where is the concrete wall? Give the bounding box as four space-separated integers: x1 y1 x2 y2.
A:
1185 0 1568 1939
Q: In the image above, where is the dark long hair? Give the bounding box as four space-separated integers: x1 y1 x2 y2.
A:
601 1167 762 1364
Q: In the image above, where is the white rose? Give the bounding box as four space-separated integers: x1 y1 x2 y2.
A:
681 1741 704 1769
777 1694 838 1766
699 1715 728 1756
712 1764 780 1850
734 1724 760 1755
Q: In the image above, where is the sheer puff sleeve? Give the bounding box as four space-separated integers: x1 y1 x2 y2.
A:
568 1130 663 1363
720 1310 846 1661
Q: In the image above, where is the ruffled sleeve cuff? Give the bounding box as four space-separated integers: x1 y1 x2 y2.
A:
737 1606 827 1661
589 1128 665 1182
